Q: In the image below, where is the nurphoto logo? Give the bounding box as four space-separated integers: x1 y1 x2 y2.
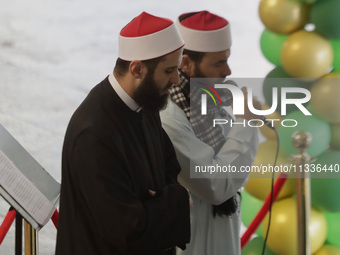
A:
194 78 312 129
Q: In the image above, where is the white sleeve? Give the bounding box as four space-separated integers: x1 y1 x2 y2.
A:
160 101 259 205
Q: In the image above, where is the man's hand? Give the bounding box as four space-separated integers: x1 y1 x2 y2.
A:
149 189 193 211
148 189 156 197
234 87 262 120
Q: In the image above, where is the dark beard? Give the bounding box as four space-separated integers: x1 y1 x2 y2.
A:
133 70 171 111
194 63 206 78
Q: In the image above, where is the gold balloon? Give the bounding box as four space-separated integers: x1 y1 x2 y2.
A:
314 245 340 255
262 198 327 255
330 124 340 150
311 73 340 123
281 31 334 79
259 0 310 34
245 140 295 200
259 103 282 140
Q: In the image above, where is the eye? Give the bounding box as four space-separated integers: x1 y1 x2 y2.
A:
165 68 175 74
214 61 228 68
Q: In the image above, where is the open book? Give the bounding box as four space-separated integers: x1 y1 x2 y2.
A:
0 124 60 230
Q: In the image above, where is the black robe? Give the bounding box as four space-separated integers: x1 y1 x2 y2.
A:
55 77 190 254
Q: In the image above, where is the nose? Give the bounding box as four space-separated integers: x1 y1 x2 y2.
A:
222 63 231 77
170 70 180 85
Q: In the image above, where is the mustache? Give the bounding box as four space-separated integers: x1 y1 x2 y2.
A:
165 83 173 91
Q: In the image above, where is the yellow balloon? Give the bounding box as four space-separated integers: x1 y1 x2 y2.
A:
314 245 340 255
311 73 340 123
281 31 334 79
263 198 327 255
259 0 310 34
245 140 295 200
259 103 282 140
330 124 340 150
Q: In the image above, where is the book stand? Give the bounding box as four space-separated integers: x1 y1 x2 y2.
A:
0 124 60 254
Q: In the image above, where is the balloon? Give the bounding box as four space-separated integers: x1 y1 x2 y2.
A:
324 212 340 248
241 190 264 236
245 140 295 201
330 124 340 150
281 31 334 79
262 198 327 255
260 29 288 66
278 110 331 156
259 0 310 34
263 66 314 114
311 150 340 212
330 40 340 72
241 236 275 255
259 103 282 140
306 103 317 116
251 140 288 174
315 245 340 255
310 72 340 123
311 0 340 39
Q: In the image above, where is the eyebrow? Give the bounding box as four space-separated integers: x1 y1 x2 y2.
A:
216 59 227 64
166 66 179 70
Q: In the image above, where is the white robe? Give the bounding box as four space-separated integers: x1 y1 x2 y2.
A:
160 99 259 255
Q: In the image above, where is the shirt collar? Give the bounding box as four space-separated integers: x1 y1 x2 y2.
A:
108 73 142 112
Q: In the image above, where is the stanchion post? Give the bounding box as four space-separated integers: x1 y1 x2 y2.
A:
291 131 312 255
24 220 38 255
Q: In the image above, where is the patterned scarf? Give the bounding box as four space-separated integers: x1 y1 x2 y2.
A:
169 69 238 217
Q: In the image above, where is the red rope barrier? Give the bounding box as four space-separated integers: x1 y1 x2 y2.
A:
241 173 288 249
0 208 16 245
51 209 59 229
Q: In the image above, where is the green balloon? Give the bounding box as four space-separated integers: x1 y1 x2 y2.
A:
311 0 340 39
242 236 275 255
311 150 340 212
305 103 317 116
278 110 331 156
296 0 315 2
241 190 264 236
263 66 314 114
325 212 340 247
330 40 340 72
260 29 289 66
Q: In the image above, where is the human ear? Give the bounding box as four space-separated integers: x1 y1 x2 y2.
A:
180 55 194 77
129 61 147 79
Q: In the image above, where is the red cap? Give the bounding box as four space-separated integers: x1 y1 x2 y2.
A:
121 12 173 37
118 12 184 61
180 11 229 31
176 11 231 52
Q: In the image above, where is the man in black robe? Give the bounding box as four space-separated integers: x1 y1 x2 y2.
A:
56 12 191 255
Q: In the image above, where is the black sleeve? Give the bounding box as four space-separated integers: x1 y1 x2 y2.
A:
70 128 190 253
162 128 183 185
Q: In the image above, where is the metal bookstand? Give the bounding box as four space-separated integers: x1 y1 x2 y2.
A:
0 208 58 255
24 219 38 255
0 123 60 255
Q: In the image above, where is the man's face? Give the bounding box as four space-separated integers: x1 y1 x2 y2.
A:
194 49 231 78
133 48 183 111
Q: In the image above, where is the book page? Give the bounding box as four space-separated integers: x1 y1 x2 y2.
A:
0 150 54 226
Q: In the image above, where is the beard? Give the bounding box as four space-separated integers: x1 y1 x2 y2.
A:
133 70 172 112
194 63 207 78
